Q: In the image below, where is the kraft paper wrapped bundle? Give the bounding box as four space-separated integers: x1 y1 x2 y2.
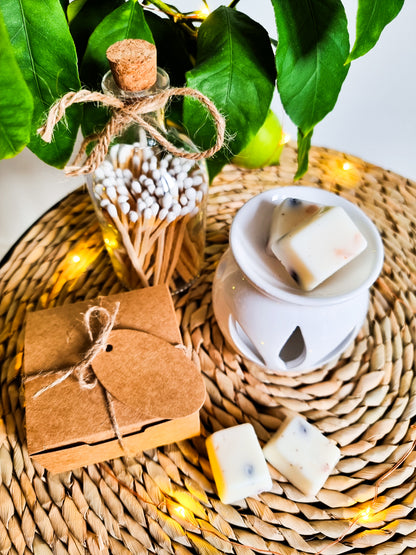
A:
23 286 206 473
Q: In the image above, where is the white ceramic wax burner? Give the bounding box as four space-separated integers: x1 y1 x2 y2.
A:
213 187 384 374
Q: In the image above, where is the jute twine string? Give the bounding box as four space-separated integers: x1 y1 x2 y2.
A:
25 302 189 451
2 146 416 553
25 303 125 447
37 87 226 176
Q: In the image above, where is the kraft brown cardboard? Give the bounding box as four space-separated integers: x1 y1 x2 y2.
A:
24 285 206 473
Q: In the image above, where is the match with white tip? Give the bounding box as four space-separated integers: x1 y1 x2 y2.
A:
90 142 207 290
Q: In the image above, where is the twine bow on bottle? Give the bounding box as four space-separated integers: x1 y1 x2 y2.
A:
37 87 226 177
25 303 127 447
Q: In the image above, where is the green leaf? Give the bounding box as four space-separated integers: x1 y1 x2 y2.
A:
294 129 313 180
144 11 194 133
184 6 276 180
80 104 110 142
272 0 349 178
2 0 81 168
67 0 88 23
80 1 154 142
0 9 33 159
80 0 154 90
60 0 70 16
69 0 125 62
272 0 350 136
347 0 404 62
145 11 193 86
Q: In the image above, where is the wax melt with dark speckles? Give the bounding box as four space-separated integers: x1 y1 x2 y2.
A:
290 270 300 285
263 415 341 497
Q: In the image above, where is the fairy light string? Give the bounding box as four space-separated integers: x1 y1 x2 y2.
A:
99 423 416 554
316 423 416 554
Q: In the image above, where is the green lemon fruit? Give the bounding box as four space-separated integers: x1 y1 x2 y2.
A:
232 110 284 169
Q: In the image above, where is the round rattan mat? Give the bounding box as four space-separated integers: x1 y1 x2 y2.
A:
1 144 416 555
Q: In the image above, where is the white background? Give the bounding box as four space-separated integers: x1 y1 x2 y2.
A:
0 0 415 258
213 0 416 181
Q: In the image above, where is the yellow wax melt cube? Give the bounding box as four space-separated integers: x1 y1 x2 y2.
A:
206 423 272 504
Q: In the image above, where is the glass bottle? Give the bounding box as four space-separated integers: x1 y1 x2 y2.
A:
87 67 208 294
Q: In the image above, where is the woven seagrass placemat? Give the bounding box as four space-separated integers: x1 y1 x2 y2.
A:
1 144 415 554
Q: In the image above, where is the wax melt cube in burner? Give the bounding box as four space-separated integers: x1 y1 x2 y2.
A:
263 415 340 497
271 205 368 290
268 197 321 251
206 423 272 504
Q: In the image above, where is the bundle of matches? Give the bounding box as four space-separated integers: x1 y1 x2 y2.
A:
90 141 208 292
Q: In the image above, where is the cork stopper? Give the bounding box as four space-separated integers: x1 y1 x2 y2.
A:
106 39 157 92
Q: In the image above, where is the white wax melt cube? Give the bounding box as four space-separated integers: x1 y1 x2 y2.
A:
263 415 340 497
206 423 272 504
271 205 367 290
268 198 321 251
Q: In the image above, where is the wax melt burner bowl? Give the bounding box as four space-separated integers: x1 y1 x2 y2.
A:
213 187 384 374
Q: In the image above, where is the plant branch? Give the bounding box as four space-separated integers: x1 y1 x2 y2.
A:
142 0 198 36
142 0 180 18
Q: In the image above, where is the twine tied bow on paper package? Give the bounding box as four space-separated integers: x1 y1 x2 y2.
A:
24 303 128 447
24 302 190 450
37 87 226 176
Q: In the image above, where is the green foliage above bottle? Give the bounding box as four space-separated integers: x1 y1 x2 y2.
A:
0 0 406 179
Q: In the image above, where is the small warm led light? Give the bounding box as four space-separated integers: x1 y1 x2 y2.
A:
280 132 291 145
199 4 210 17
327 158 361 190
104 237 118 249
175 505 187 519
358 506 372 521
72 255 81 263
